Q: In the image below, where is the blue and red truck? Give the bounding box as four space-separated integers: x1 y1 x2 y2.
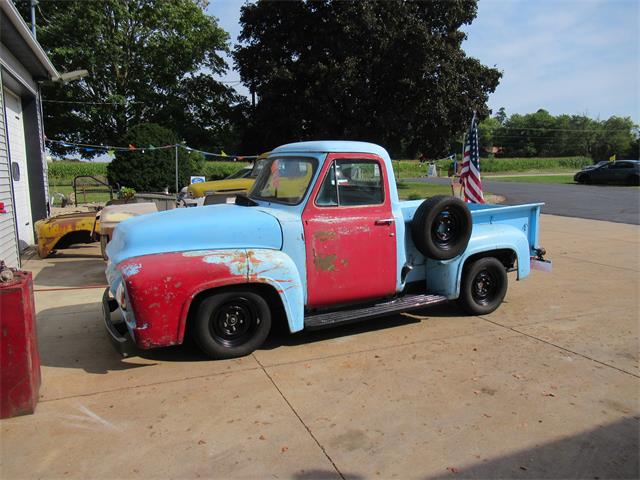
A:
104 141 549 358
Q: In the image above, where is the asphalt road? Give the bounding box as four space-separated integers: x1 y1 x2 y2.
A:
412 177 640 225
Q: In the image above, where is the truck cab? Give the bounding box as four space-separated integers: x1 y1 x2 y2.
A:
104 141 548 359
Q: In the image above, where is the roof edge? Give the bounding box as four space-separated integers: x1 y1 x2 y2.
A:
1 0 59 80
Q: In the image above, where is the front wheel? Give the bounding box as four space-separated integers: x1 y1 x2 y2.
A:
458 257 508 315
191 288 271 359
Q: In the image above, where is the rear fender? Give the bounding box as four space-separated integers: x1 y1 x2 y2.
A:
426 224 530 299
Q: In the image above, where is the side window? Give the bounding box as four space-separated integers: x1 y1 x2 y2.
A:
316 162 338 206
316 160 384 207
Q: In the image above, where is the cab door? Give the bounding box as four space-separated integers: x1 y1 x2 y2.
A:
302 153 397 309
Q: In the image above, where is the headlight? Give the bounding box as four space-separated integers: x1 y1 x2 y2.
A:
116 283 127 310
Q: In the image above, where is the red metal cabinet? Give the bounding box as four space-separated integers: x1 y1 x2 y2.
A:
0 271 41 418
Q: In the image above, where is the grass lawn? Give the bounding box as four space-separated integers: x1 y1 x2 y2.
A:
486 174 576 184
396 181 458 200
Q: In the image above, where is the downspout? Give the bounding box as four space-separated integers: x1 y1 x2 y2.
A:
30 0 37 38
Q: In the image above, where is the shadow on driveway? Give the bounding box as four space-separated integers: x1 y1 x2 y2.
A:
36 301 468 373
427 417 639 479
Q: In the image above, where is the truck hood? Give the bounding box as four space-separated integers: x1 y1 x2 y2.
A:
106 204 282 266
187 178 255 198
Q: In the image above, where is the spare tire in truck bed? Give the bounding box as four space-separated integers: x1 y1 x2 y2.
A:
411 195 472 260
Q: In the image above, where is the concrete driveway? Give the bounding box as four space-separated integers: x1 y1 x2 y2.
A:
1 215 638 479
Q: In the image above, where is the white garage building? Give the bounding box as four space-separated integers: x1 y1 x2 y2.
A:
1 1 60 267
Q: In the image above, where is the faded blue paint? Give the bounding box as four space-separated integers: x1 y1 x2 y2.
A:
182 250 247 277
255 207 309 304
247 249 305 332
400 201 544 294
425 223 532 299
104 141 545 341
106 204 282 266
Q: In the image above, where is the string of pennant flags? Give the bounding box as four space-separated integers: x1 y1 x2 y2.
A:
46 137 460 164
45 138 259 161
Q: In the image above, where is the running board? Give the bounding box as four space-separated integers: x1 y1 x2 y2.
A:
304 294 448 330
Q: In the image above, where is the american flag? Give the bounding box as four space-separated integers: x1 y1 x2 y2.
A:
460 113 484 203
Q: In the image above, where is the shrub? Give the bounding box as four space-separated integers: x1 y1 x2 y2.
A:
106 123 205 192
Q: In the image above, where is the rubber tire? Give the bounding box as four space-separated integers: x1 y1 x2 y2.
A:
191 288 271 359
458 257 508 315
100 234 109 260
628 175 640 186
411 195 472 260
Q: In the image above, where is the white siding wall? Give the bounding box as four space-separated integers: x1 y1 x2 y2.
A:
0 70 20 268
37 87 48 209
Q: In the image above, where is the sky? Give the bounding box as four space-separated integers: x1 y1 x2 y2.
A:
207 0 639 122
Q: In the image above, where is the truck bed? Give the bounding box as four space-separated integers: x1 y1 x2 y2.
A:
399 200 544 255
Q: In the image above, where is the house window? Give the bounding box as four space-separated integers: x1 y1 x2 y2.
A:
11 162 20 181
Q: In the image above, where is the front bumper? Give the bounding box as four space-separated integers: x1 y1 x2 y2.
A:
102 287 137 357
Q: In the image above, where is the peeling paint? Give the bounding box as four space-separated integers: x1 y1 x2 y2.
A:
314 230 337 242
121 263 142 278
114 250 249 348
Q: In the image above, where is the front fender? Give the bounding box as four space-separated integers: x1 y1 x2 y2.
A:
247 249 305 333
426 223 531 299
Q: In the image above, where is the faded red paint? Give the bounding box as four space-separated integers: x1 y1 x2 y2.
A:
302 153 397 308
117 251 248 349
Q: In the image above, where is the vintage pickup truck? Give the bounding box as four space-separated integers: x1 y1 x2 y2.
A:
104 141 548 358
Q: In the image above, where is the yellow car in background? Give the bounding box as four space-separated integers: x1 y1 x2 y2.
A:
186 153 269 199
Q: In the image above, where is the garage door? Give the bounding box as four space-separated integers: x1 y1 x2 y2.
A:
3 88 33 248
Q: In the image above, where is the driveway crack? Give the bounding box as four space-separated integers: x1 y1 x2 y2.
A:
478 316 640 379
252 354 345 480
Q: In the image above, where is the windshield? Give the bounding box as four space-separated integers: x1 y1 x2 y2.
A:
250 157 317 205
226 167 252 180
250 158 268 178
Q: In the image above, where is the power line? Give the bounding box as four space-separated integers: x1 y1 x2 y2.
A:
42 99 144 105
485 126 634 132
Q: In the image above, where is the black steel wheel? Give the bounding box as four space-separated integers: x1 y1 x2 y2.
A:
411 195 472 260
192 288 271 359
458 257 508 315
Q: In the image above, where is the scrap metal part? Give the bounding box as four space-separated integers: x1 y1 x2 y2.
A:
35 211 100 258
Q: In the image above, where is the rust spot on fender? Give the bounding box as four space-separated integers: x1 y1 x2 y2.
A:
314 253 337 271
314 230 337 242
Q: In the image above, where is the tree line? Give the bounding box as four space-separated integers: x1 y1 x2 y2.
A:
18 0 637 191
479 108 638 161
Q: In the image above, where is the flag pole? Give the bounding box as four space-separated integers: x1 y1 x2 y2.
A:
175 144 179 198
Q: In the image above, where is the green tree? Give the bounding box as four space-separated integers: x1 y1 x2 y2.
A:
106 123 204 192
234 0 501 157
18 0 242 156
591 116 636 161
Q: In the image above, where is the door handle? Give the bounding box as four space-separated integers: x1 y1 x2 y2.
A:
375 218 394 225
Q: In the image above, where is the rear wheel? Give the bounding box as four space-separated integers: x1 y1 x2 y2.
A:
628 174 640 186
191 288 271 359
458 257 508 315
